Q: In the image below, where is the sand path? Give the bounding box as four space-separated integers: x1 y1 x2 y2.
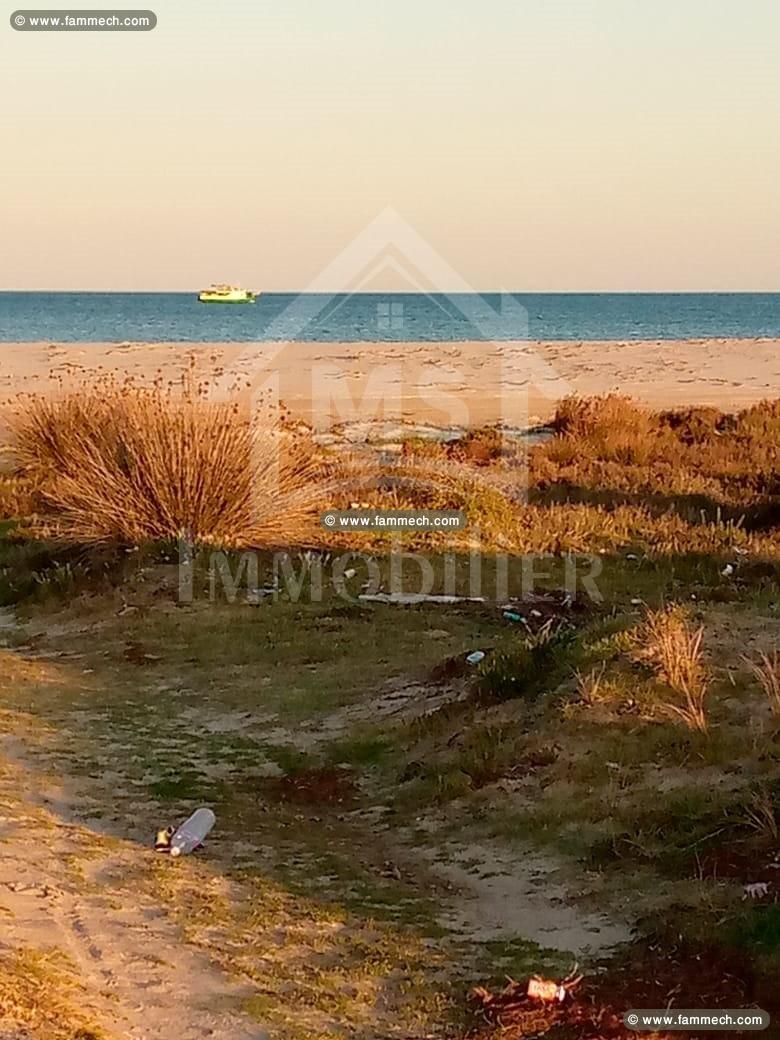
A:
0 608 265 1040
0 837 264 1040
0 753 266 1040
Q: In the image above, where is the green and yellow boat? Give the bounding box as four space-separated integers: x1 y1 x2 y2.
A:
197 284 256 304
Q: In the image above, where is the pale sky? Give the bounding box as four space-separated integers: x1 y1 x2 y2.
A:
2 0 780 291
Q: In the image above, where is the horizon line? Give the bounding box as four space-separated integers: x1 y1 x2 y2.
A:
3 288 780 296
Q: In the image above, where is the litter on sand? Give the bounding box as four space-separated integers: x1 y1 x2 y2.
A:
526 977 567 1003
154 826 174 853
527 965 582 1003
471 965 584 1025
743 882 770 900
359 593 486 605
170 808 216 857
465 650 486 665
154 808 216 858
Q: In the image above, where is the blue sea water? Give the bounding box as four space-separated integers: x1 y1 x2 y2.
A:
1 292 780 343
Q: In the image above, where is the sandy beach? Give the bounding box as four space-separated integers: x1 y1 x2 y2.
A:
1 338 778 433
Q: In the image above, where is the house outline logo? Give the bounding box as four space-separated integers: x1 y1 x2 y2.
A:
213 206 574 427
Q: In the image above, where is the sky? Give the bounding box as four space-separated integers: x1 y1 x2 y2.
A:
2 0 780 291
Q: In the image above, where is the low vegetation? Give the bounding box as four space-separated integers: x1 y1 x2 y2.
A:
540 394 780 509
3 386 779 561
745 649 780 718
636 605 710 731
0 390 778 1038
8 374 328 546
0 948 104 1040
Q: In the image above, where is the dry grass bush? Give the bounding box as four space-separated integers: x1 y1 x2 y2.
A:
393 456 520 528
657 405 731 445
574 662 609 705
401 425 510 466
553 393 653 439
742 787 779 842
8 376 330 547
535 395 780 507
737 397 780 438
447 425 506 465
329 453 748 557
636 605 710 731
399 436 447 462
744 650 780 717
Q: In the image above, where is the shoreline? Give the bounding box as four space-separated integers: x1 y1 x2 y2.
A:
1 338 778 432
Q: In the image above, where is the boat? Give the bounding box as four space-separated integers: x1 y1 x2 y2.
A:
197 284 256 304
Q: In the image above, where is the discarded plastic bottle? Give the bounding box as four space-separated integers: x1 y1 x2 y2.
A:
169 808 216 858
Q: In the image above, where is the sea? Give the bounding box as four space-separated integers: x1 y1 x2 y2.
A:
1 292 780 343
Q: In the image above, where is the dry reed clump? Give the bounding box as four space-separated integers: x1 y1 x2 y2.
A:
743 650 780 717
636 604 710 731
8 377 330 548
